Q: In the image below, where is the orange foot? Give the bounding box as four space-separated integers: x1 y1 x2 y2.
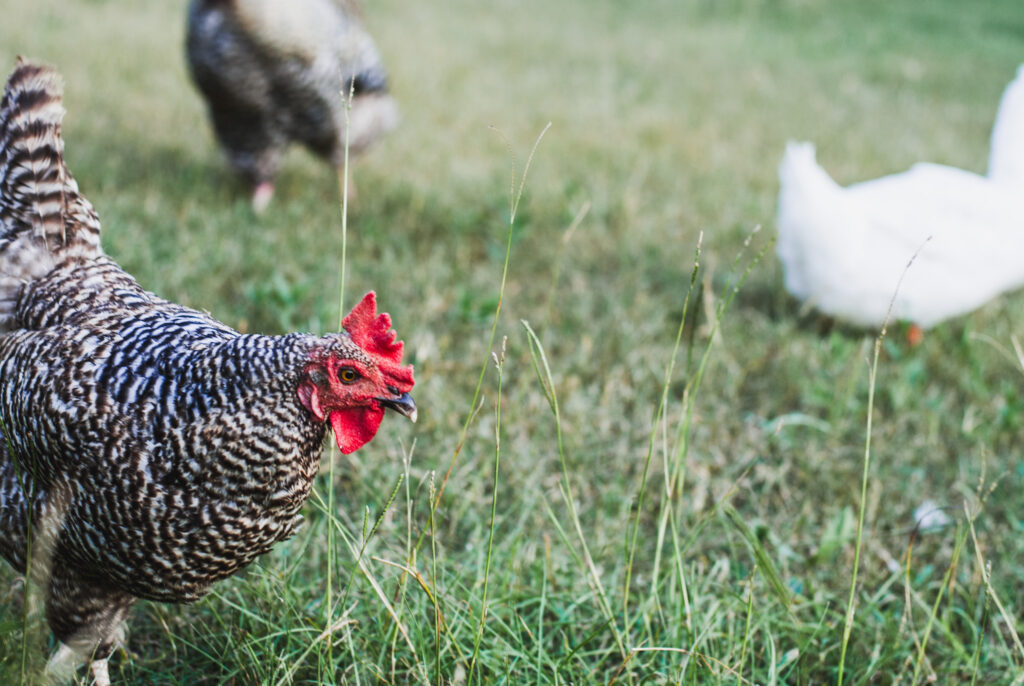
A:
906 323 924 346
252 182 274 213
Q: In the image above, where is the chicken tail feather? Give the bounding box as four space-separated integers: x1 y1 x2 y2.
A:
0 58 103 332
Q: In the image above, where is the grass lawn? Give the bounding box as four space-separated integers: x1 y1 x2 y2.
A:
2 0 1024 683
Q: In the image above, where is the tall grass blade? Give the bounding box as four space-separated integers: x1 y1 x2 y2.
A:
622 232 703 623
428 123 551 515
838 241 929 683
323 73 358 681
967 505 1024 663
907 517 968 683
468 339 508 684
523 321 626 658
647 229 771 638
722 505 792 610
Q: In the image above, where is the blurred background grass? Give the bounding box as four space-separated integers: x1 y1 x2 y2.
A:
1 0 1023 683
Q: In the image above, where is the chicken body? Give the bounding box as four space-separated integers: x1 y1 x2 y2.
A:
1 258 329 599
0 60 414 682
186 0 398 208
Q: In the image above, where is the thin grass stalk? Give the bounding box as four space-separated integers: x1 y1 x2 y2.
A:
388 124 549 680
271 608 356 686
468 339 507 684
380 445 416 680
334 475 405 617
290 475 404 684
897 583 972 666
342 598 362 685
622 232 702 625
837 242 929 683
538 496 588 586
723 505 792 610
322 73 358 680
619 234 765 674
427 473 441 686
966 505 1024 662
540 200 590 333
373 514 450 678
737 573 753 683
613 647 754 686
522 321 626 658
908 520 968 684
536 548 549 686
375 559 476 681
336 76 356 325
1012 334 1024 374
323 489 429 685
836 308 884 683
968 581 991 686
341 564 362 686
666 229 768 505
647 230 770 633
651 412 676 626
206 588 280 629
552 611 616 676
373 130 551 671
423 123 550 521
662 492 691 633
649 389 680 629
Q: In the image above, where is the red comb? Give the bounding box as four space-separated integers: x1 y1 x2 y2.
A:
342 292 404 364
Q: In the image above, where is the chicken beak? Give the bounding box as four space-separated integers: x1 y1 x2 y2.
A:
378 392 417 423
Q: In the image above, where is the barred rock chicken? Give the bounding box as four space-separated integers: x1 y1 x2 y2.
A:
186 0 399 211
0 59 415 684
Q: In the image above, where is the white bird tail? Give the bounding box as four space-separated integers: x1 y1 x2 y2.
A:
776 141 847 301
987 64 1024 189
0 58 103 332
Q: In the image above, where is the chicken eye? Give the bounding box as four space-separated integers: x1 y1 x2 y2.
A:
337 367 360 384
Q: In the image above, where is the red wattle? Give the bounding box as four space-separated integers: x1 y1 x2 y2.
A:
329 405 384 454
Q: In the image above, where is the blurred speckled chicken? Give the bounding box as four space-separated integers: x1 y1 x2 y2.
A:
186 0 399 210
0 59 414 685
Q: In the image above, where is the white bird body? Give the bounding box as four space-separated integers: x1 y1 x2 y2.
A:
777 65 1024 329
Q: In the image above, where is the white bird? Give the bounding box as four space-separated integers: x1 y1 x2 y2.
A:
776 64 1024 330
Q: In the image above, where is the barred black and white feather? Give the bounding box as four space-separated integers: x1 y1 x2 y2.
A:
186 0 398 198
0 58 101 332
0 59 414 682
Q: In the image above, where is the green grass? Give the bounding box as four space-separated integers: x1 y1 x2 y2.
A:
2 0 1024 683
